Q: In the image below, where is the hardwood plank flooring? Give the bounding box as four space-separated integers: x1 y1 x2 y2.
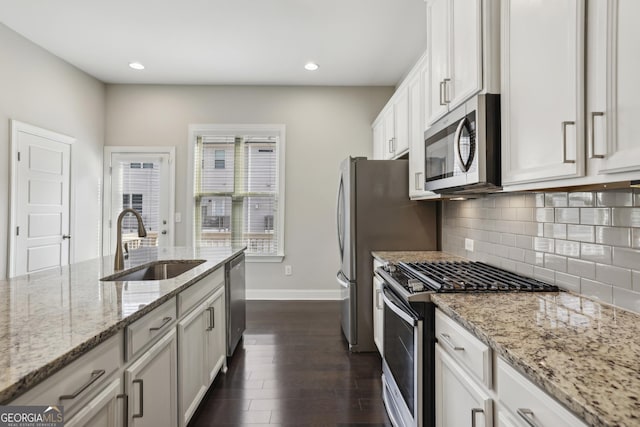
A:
189 300 391 426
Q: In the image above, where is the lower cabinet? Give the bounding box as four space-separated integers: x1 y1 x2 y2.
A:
65 378 124 427
125 328 178 427
178 286 226 426
372 259 384 356
435 345 493 427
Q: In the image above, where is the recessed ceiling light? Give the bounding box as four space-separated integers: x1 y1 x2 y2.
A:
128 62 145 70
304 62 319 71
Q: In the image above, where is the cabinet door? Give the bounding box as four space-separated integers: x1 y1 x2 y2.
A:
426 0 450 126
125 329 177 427
449 0 482 107
373 121 385 160
409 70 426 198
394 88 410 155
177 301 208 427
590 0 640 174
372 274 384 355
205 287 227 384
383 107 396 159
435 345 493 427
501 0 585 185
65 379 123 427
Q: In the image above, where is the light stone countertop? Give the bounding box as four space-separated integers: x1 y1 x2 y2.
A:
0 246 245 404
372 250 639 427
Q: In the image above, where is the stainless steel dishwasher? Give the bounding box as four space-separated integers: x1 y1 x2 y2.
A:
226 252 246 357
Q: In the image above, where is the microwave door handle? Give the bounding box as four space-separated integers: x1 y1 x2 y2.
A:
453 117 470 173
382 292 417 326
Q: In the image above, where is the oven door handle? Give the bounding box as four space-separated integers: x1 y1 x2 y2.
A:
382 291 418 326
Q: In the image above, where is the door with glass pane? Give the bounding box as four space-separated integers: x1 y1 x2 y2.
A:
106 152 172 255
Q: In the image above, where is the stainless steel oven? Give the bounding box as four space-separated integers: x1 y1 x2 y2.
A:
424 94 500 194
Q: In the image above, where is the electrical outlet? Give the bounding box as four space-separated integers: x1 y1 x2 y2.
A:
465 238 474 252
285 265 292 276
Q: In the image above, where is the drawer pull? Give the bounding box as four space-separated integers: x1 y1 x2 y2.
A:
517 408 542 427
207 307 215 331
149 316 172 332
133 379 144 418
471 408 483 427
59 369 105 401
439 333 464 351
116 393 128 427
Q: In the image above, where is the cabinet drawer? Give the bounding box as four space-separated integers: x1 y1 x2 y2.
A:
11 333 122 418
178 267 224 317
126 297 176 360
435 309 492 387
497 358 587 427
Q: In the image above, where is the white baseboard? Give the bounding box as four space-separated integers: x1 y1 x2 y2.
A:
246 289 341 300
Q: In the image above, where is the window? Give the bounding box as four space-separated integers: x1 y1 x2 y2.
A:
191 125 285 260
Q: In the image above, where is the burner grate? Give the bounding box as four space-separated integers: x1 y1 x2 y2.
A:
396 261 558 293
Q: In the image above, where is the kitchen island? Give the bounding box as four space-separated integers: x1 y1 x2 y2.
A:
373 251 640 427
0 246 245 404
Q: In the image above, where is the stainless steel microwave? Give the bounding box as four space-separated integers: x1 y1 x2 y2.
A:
424 94 501 194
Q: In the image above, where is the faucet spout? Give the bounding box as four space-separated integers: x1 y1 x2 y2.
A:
114 208 147 271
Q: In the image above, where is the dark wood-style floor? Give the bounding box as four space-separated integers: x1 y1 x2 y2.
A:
189 300 392 426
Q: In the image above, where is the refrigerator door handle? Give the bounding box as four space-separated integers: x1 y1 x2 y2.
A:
336 270 350 288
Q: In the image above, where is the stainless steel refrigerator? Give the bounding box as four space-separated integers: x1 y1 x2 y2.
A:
336 157 438 352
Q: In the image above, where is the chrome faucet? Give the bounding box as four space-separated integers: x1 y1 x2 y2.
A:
114 208 147 271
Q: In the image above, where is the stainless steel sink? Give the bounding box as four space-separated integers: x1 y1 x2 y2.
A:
101 260 206 281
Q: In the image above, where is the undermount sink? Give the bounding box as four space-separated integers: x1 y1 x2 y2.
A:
101 259 206 282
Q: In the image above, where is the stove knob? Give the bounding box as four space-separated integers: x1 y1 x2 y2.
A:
408 279 425 292
387 264 396 273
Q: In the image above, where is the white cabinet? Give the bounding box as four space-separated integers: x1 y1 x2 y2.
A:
373 120 385 160
372 259 384 355
425 0 484 126
497 358 587 427
393 88 410 156
435 345 493 427
125 328 178 427
374 93 410 160
587 0 640 175
501 0 586 185
178 285 226 427
65 379 124 427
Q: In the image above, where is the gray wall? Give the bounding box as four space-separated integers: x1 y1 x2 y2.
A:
105 85 393 297
0 23 105 279
442 190 640 314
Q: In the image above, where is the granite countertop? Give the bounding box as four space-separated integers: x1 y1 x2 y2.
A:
0 246 245 404
371 250 467 264
432 292 640 427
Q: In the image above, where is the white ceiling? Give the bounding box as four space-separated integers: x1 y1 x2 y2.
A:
0 0 427 86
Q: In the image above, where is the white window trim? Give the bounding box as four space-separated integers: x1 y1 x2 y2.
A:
187 124 286 262
102 146 176 256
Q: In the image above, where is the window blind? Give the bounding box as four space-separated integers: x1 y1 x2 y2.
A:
194 135 280 256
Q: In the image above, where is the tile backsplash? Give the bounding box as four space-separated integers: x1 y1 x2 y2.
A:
441 189 640 314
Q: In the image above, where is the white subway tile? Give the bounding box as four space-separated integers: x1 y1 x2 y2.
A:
495 195 511 208
595 263 632 289
612 247 640 269
634 229 640 249
515 262 534 277
580 243 612 264
633 271 640 292
522 222 539 237
595 226 631 247
555 272 581 293
545 192 568 207
534 266 555 283
555 240 580 257
544 254 567 272
524 250 543 266
566 225 595 243
524 194 537 208
581 279 613 303
501 259 517 272
597 190 633 207
516 207 534 221
516 235 533 250
611 208 640 227
534 237 555 253
568 192 595 207
509 194 527 208
501 233 517 247
544 223 567 239
508 247 526 262
536 208 555 223
612 287 640 314
501 208 518 221
580 208 611 226
555 208 580 224
535 193 545 207
568 258 596 279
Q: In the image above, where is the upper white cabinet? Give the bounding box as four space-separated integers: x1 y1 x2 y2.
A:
372 89 410 160
588 0 640 175
373 120 385 160
501 0 586 185
502 0 640 190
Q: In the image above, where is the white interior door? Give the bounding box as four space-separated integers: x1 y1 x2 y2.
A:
9 121 75 277
105 151 173 255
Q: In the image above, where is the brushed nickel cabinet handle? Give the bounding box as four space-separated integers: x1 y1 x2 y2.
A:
562 121 576 164
439 333 464 351
116 393 128 427
517 408 542 427
443 78 451 104
207 307 215 331
414 172 423 190
62 234 71 240
149 316 172 332
59 369 105 400
133 379 144 418
375 289 383 310
471 408 484 427
388 139 394 154
439 80 446 106
590 111 605 159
